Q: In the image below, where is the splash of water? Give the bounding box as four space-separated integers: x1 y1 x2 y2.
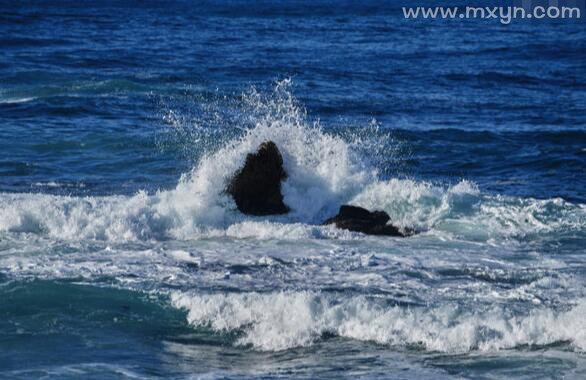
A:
0 80 584 242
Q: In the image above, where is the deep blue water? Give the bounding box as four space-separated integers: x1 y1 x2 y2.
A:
1 1 585 379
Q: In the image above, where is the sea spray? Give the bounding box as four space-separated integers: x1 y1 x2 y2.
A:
0 82 584 243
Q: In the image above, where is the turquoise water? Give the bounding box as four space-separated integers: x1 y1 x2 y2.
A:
1 1 585 378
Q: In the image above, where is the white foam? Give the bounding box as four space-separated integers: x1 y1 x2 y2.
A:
0 81 583 243
33 181 86 188
0 191 165 241
0 80 369 241
0 96 36 104
171 291 586 352
352 178 585 241
167 79 374 226
166 250 202 265
225 221 356 240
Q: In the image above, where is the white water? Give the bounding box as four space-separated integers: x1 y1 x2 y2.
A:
171 291 586 352
0 82 585 359
0 82 584 244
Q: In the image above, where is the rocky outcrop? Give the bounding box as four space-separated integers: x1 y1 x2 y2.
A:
323 205 409 237
226 142 412 237
226 141 290 215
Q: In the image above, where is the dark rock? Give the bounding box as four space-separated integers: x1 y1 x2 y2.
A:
227 141 290 215
323 205 410 237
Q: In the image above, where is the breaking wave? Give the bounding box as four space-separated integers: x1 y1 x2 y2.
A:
171 291 586 352
0 80 584 243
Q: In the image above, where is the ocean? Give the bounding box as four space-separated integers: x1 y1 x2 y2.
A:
0 1 585 379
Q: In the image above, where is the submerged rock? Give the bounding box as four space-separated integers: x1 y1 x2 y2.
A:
227 141 290 215
323 205 410 237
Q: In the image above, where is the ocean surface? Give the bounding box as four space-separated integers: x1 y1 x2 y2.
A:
1 1 585 379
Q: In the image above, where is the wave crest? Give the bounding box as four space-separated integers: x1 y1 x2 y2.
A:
0 81 584 243
171 291 586 352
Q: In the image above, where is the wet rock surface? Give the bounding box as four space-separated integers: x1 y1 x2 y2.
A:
227 141 290 215
323 205 409 237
